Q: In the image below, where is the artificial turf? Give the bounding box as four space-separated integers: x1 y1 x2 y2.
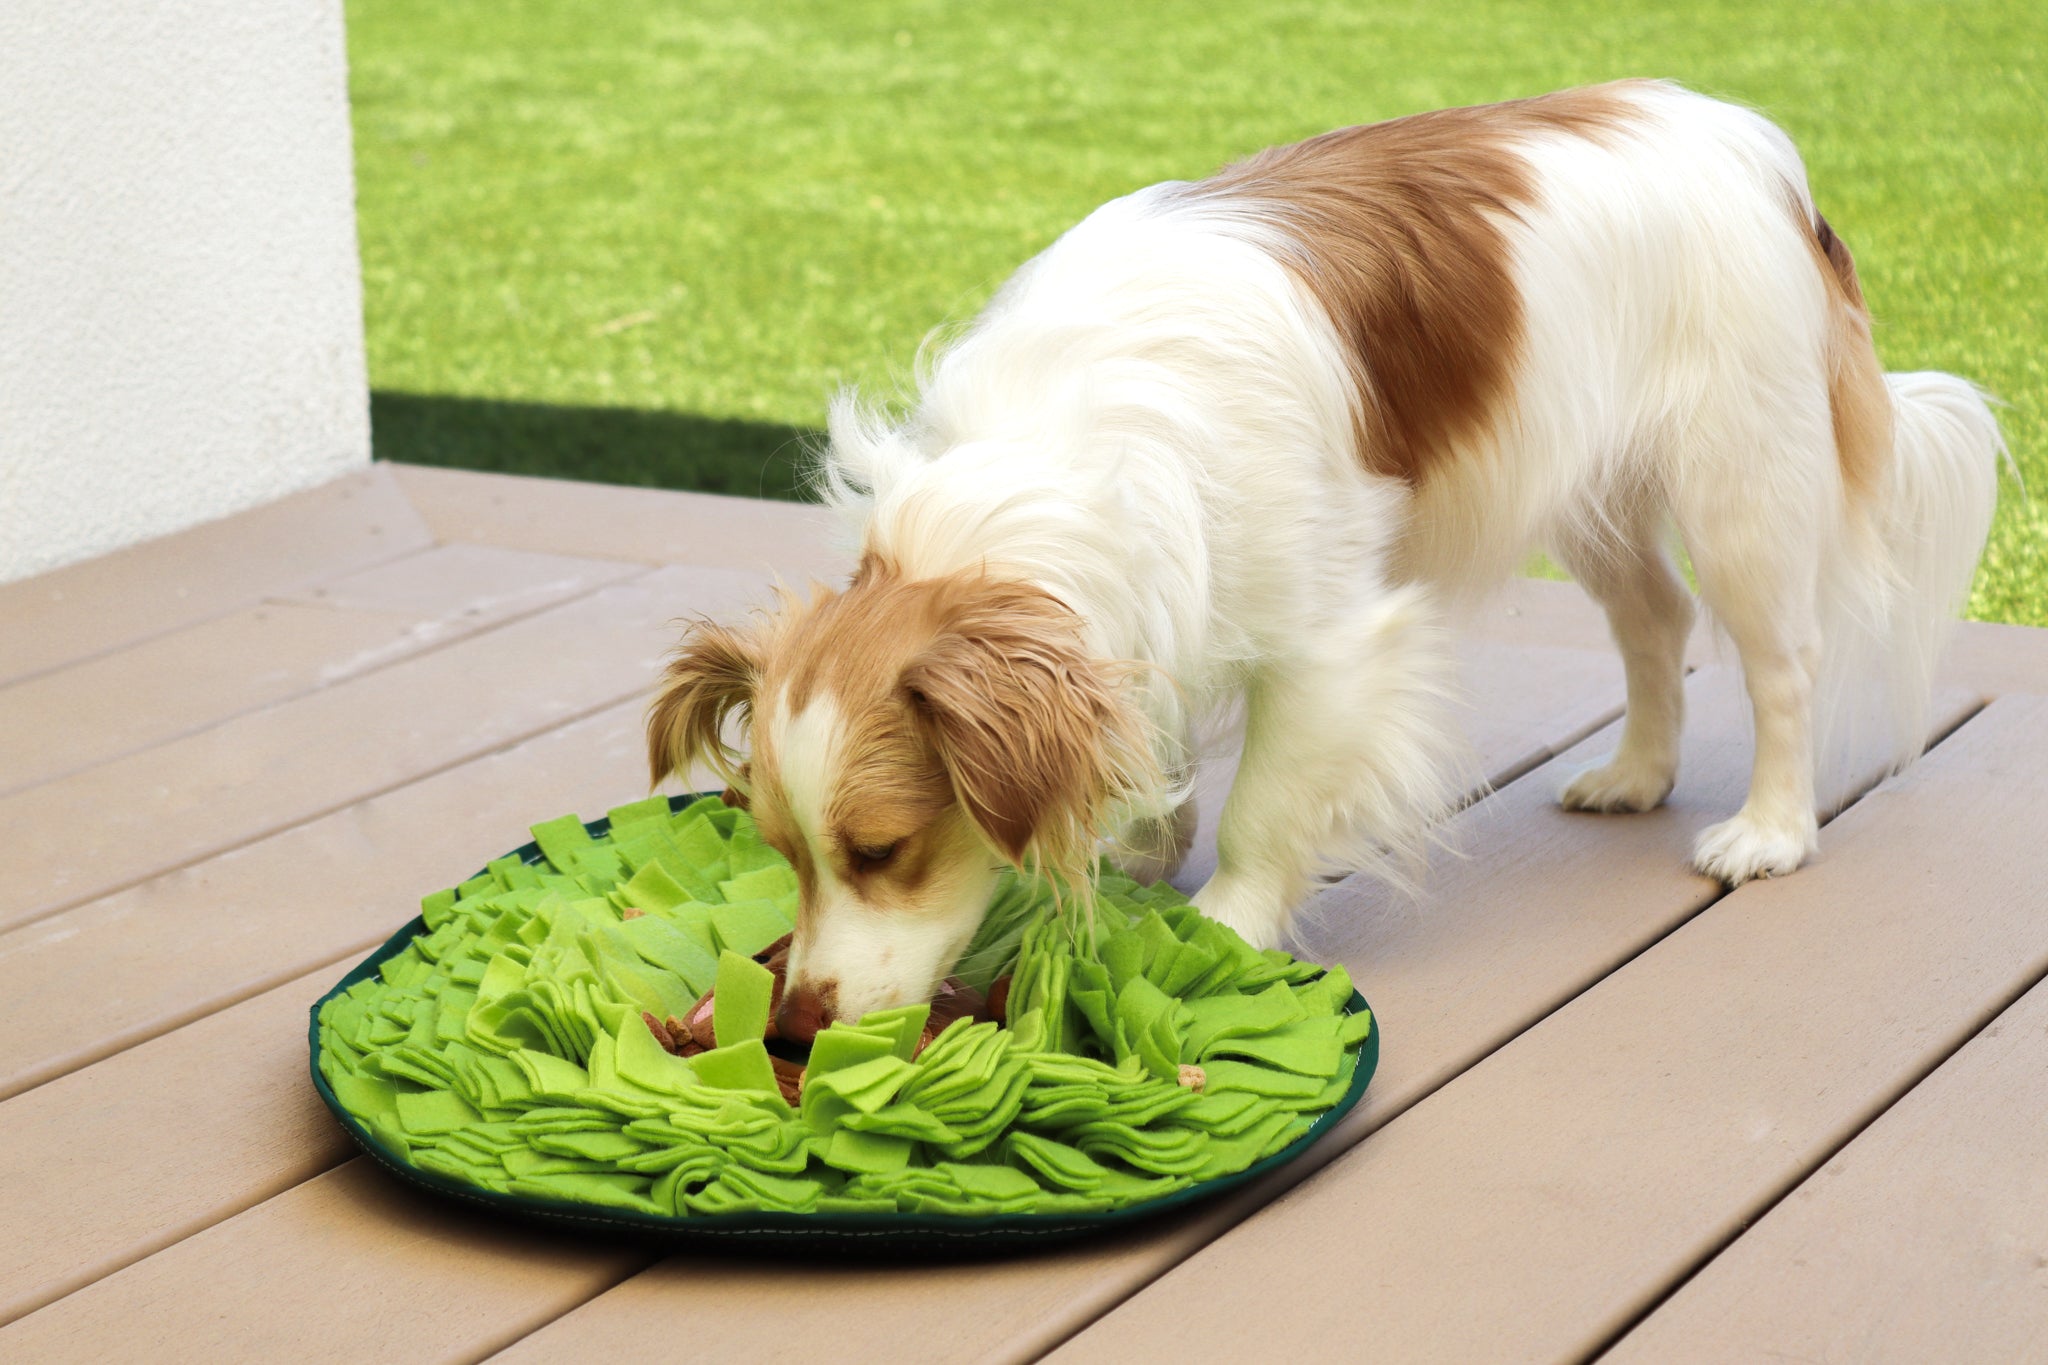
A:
347 0 2045 623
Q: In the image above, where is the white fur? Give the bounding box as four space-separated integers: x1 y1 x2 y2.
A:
770 689 1000 1019
815 81 2001 951
773 688 844 847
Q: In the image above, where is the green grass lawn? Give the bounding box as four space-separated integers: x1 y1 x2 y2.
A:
347 0 2046 623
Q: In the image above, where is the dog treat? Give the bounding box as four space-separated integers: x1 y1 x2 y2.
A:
316 795 1371 1219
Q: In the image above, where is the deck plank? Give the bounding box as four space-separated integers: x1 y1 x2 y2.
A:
1940 615 2048 696
0 545 640 796
0 467 431 686
1046 693 2048 1365
0 564 768 932
0 967 351 1327
1606 970 2048 1365
0 1161 651 1364
483 665 1933 1365
390 463 852 583
268 540 641 619
4 637 1623 1364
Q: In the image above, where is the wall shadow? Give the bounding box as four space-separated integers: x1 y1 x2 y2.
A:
371 391 821 502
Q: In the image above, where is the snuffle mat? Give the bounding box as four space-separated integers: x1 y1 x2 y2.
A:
311 794 1377 1249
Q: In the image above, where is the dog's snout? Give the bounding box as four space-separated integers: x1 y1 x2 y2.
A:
775 978 837 1043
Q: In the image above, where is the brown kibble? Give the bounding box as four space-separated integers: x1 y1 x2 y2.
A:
620 907 646 920
642 1011 673 1051
682 990 717 1048
664 1015 691 1047
770 1053 807 1105
1177 1064 1207 1093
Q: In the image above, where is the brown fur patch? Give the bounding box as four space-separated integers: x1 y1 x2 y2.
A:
647 614 813 898
1800 206 1892 504
893 574 1152 884
646 618 761 791
1189 83 1642 483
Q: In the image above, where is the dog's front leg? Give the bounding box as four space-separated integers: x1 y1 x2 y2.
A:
1193 589 1460 948
1104 796 1199 886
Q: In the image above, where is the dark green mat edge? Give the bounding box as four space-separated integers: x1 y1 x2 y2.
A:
307 795 1379 1252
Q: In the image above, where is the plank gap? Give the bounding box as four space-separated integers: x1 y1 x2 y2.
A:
0 1134 357 1331
0 934 374 1105
1582 936 2048 1364
458 1255 669 1365
1815 694 1989 827
0 1157 655 1358
0 563 652 803
0 541 444 693
1308 692 1629 888
1467 670 1680 801
0 683 657 942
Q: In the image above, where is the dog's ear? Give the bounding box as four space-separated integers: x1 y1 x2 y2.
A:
647 619 763 791
901 581 1153 886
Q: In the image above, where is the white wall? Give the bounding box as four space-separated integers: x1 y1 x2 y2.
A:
0 0 371 585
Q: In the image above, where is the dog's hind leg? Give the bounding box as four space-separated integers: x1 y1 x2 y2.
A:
1554 506 1696 814
1674 431 1830 885
1193 586 1460 948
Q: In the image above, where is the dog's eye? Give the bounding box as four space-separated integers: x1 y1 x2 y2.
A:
852 841 898 870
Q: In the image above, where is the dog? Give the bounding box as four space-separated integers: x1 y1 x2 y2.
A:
648 80 2003 1036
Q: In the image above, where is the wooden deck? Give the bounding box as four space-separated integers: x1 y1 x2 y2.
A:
2 462 2044 1363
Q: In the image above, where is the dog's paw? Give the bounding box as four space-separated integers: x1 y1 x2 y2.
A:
1559 755 1674 814
1103 802 1198 885
1191 876 1289 951
1105 843 1184 886
1691 811 1817 885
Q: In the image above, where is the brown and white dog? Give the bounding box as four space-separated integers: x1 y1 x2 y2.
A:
649 81 2003 1035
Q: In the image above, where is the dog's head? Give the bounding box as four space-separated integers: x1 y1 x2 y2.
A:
647 559 1150 1036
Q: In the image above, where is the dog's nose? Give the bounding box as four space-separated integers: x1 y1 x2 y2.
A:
774 979 836 1043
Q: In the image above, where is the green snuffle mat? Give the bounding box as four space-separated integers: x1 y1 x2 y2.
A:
310 794 1377 1250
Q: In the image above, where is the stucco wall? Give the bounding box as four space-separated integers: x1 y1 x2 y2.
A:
0 0 371 585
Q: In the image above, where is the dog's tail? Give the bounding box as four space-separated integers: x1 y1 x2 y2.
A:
1823 370 2005 775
